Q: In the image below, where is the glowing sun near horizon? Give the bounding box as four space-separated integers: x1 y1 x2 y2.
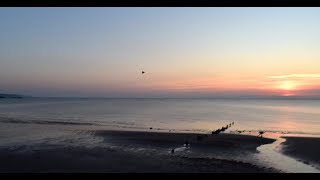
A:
276 81 299 96
268 74 320 97
278 81 298 91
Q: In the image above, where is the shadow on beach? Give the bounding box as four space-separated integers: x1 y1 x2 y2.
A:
0 130 279 173
281 136 320 170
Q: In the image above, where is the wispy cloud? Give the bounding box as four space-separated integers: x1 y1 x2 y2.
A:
267 74 320 79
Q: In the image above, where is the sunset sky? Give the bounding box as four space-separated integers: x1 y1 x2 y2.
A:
1 8 320 97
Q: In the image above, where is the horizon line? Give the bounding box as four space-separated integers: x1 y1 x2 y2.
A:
26 96 320 99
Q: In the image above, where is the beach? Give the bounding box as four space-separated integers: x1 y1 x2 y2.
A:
0 130 279 173
1 98 320 173
281 136 320 170
2 6 320 174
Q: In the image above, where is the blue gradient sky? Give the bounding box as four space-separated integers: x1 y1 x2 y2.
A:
1 8 320 97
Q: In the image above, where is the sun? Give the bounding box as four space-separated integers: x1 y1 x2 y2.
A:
278 81 297 90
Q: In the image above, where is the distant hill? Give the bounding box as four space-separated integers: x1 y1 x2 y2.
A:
0 93 29 99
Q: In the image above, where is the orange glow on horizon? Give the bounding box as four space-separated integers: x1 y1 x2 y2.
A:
282 92 296 96
277 81 298 91
142 73 320 97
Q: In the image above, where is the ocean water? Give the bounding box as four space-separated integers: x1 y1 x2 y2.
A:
1 98 320 137
1 97 320 172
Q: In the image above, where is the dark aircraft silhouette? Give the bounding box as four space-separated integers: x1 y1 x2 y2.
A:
142 71 145 74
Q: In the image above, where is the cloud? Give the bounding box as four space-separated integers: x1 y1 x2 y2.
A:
267 74 320 79
295 88 320 96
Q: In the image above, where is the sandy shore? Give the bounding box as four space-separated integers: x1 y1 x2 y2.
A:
281 136 320 169
0 130 278 173
93 130 275 151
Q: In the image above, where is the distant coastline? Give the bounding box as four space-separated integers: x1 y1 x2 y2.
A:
24 96 320 100
0 93 29 99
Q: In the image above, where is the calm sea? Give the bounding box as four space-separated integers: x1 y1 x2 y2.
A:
0 98 320 145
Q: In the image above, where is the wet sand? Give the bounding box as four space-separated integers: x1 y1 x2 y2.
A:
281 136 320 169
0 145 277 173
0 130 278 173
94 130 275 151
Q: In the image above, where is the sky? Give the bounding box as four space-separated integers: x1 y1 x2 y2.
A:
1 7 320 97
